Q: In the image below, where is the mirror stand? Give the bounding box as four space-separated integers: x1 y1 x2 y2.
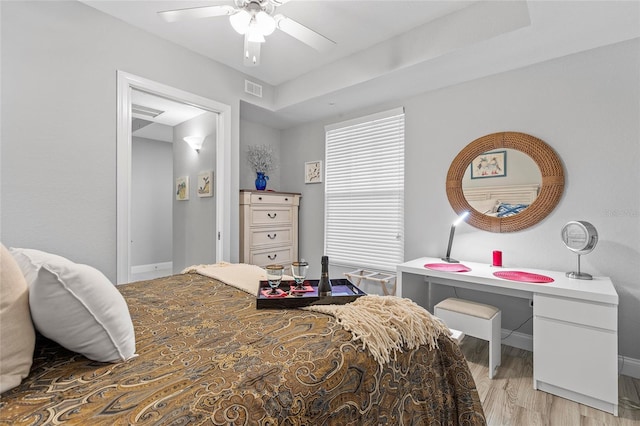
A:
566 254 592 280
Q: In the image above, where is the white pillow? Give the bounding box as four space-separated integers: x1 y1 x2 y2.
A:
0 244 35 393
10 248 136 363
469 198 499 214
10 248 69 287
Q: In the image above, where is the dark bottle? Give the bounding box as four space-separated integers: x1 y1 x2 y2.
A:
318 255 332 297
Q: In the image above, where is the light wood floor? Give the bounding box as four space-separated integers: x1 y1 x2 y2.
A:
459 337 640 426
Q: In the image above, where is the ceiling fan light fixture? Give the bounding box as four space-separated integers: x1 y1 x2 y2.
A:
244 38 261 66
255 11 276 36
247 24 266 43
160 0 335 67
229 9 251 34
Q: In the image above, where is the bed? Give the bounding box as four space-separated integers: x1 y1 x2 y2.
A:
463 184 540 217
0 250 485 425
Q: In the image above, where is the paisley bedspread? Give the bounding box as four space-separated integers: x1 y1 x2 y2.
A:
0 273 485 425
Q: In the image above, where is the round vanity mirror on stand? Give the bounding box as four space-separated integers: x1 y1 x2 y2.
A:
561 221 598 280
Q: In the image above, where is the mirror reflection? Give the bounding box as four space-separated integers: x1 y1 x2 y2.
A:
462 148 542 218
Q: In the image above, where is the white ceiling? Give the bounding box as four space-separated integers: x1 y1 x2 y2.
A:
132 89 207 126
82 1 640 129
131 89 208 142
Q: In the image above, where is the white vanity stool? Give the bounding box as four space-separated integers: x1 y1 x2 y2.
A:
435 297 502 379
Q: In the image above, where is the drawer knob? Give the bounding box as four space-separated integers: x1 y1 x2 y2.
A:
268 213 277 219
268 234 277 239
258 196 262 200
285 198 288 201
268 254 277 260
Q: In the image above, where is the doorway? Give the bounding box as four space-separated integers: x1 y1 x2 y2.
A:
116 71 231 284
131 89 215 281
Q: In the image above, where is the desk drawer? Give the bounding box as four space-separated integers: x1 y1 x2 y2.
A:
249 227 292 247
534 315 617 403
534 294 617 331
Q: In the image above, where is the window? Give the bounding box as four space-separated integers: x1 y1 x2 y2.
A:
324 107 405 272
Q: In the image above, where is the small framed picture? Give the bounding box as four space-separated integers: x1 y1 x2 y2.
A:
305 161 322 184
176 176 189 201
470 150 507 179
197 171 213 197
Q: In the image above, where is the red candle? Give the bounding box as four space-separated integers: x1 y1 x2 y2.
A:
493 250 503 267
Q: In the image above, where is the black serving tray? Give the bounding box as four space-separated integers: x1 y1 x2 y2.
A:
256 279 366 309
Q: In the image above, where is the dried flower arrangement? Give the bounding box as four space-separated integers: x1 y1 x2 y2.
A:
247 144 277 174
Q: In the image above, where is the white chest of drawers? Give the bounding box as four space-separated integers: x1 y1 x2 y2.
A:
239 190 301 268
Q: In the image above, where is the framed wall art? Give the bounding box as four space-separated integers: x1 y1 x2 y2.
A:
305 160 322 184
470 150 507 179
197 171 213 197
176 176 189 201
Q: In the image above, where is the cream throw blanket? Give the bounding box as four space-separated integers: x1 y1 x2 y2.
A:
182 262 450 366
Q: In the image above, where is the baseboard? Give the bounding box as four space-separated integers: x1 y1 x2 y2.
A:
536 381 617 415
619 355 640 379
499 329 640 379
131 262 173 274
501 329 533 352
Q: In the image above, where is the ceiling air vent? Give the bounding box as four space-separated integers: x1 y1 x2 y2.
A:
245 80 263 98
132 103 164 118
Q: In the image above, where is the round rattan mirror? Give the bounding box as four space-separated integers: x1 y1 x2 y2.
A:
446 132 564 232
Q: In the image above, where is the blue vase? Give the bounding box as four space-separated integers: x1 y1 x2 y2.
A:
255 172 268 190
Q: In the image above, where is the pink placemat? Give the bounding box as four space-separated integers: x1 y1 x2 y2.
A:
424 263 472 272
493 270 554 283
260 288 288 298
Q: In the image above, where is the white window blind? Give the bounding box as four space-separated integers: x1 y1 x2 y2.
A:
324 107 405 272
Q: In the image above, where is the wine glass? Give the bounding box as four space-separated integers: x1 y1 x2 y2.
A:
291 261 309 290
265 264 284 295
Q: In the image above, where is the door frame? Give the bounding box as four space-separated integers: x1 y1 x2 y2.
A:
116 70 231 284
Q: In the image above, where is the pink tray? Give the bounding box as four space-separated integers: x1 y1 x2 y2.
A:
493 270 554 283
424 263 471 273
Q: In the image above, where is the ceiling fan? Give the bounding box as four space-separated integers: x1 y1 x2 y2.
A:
158 0 336 67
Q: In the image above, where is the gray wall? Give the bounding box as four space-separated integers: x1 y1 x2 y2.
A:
239 119 282 191
131 137 173 266
0 1 271 280
173 112 217 272
279 40 640 360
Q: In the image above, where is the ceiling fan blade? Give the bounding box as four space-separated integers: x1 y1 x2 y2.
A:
243 35 262 67
268 0 293 6
274 14 335 52
158 5 235 23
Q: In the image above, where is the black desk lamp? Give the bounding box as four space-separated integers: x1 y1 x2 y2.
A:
441 211 470 263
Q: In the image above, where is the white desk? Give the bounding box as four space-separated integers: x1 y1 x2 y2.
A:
397 257 619 416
